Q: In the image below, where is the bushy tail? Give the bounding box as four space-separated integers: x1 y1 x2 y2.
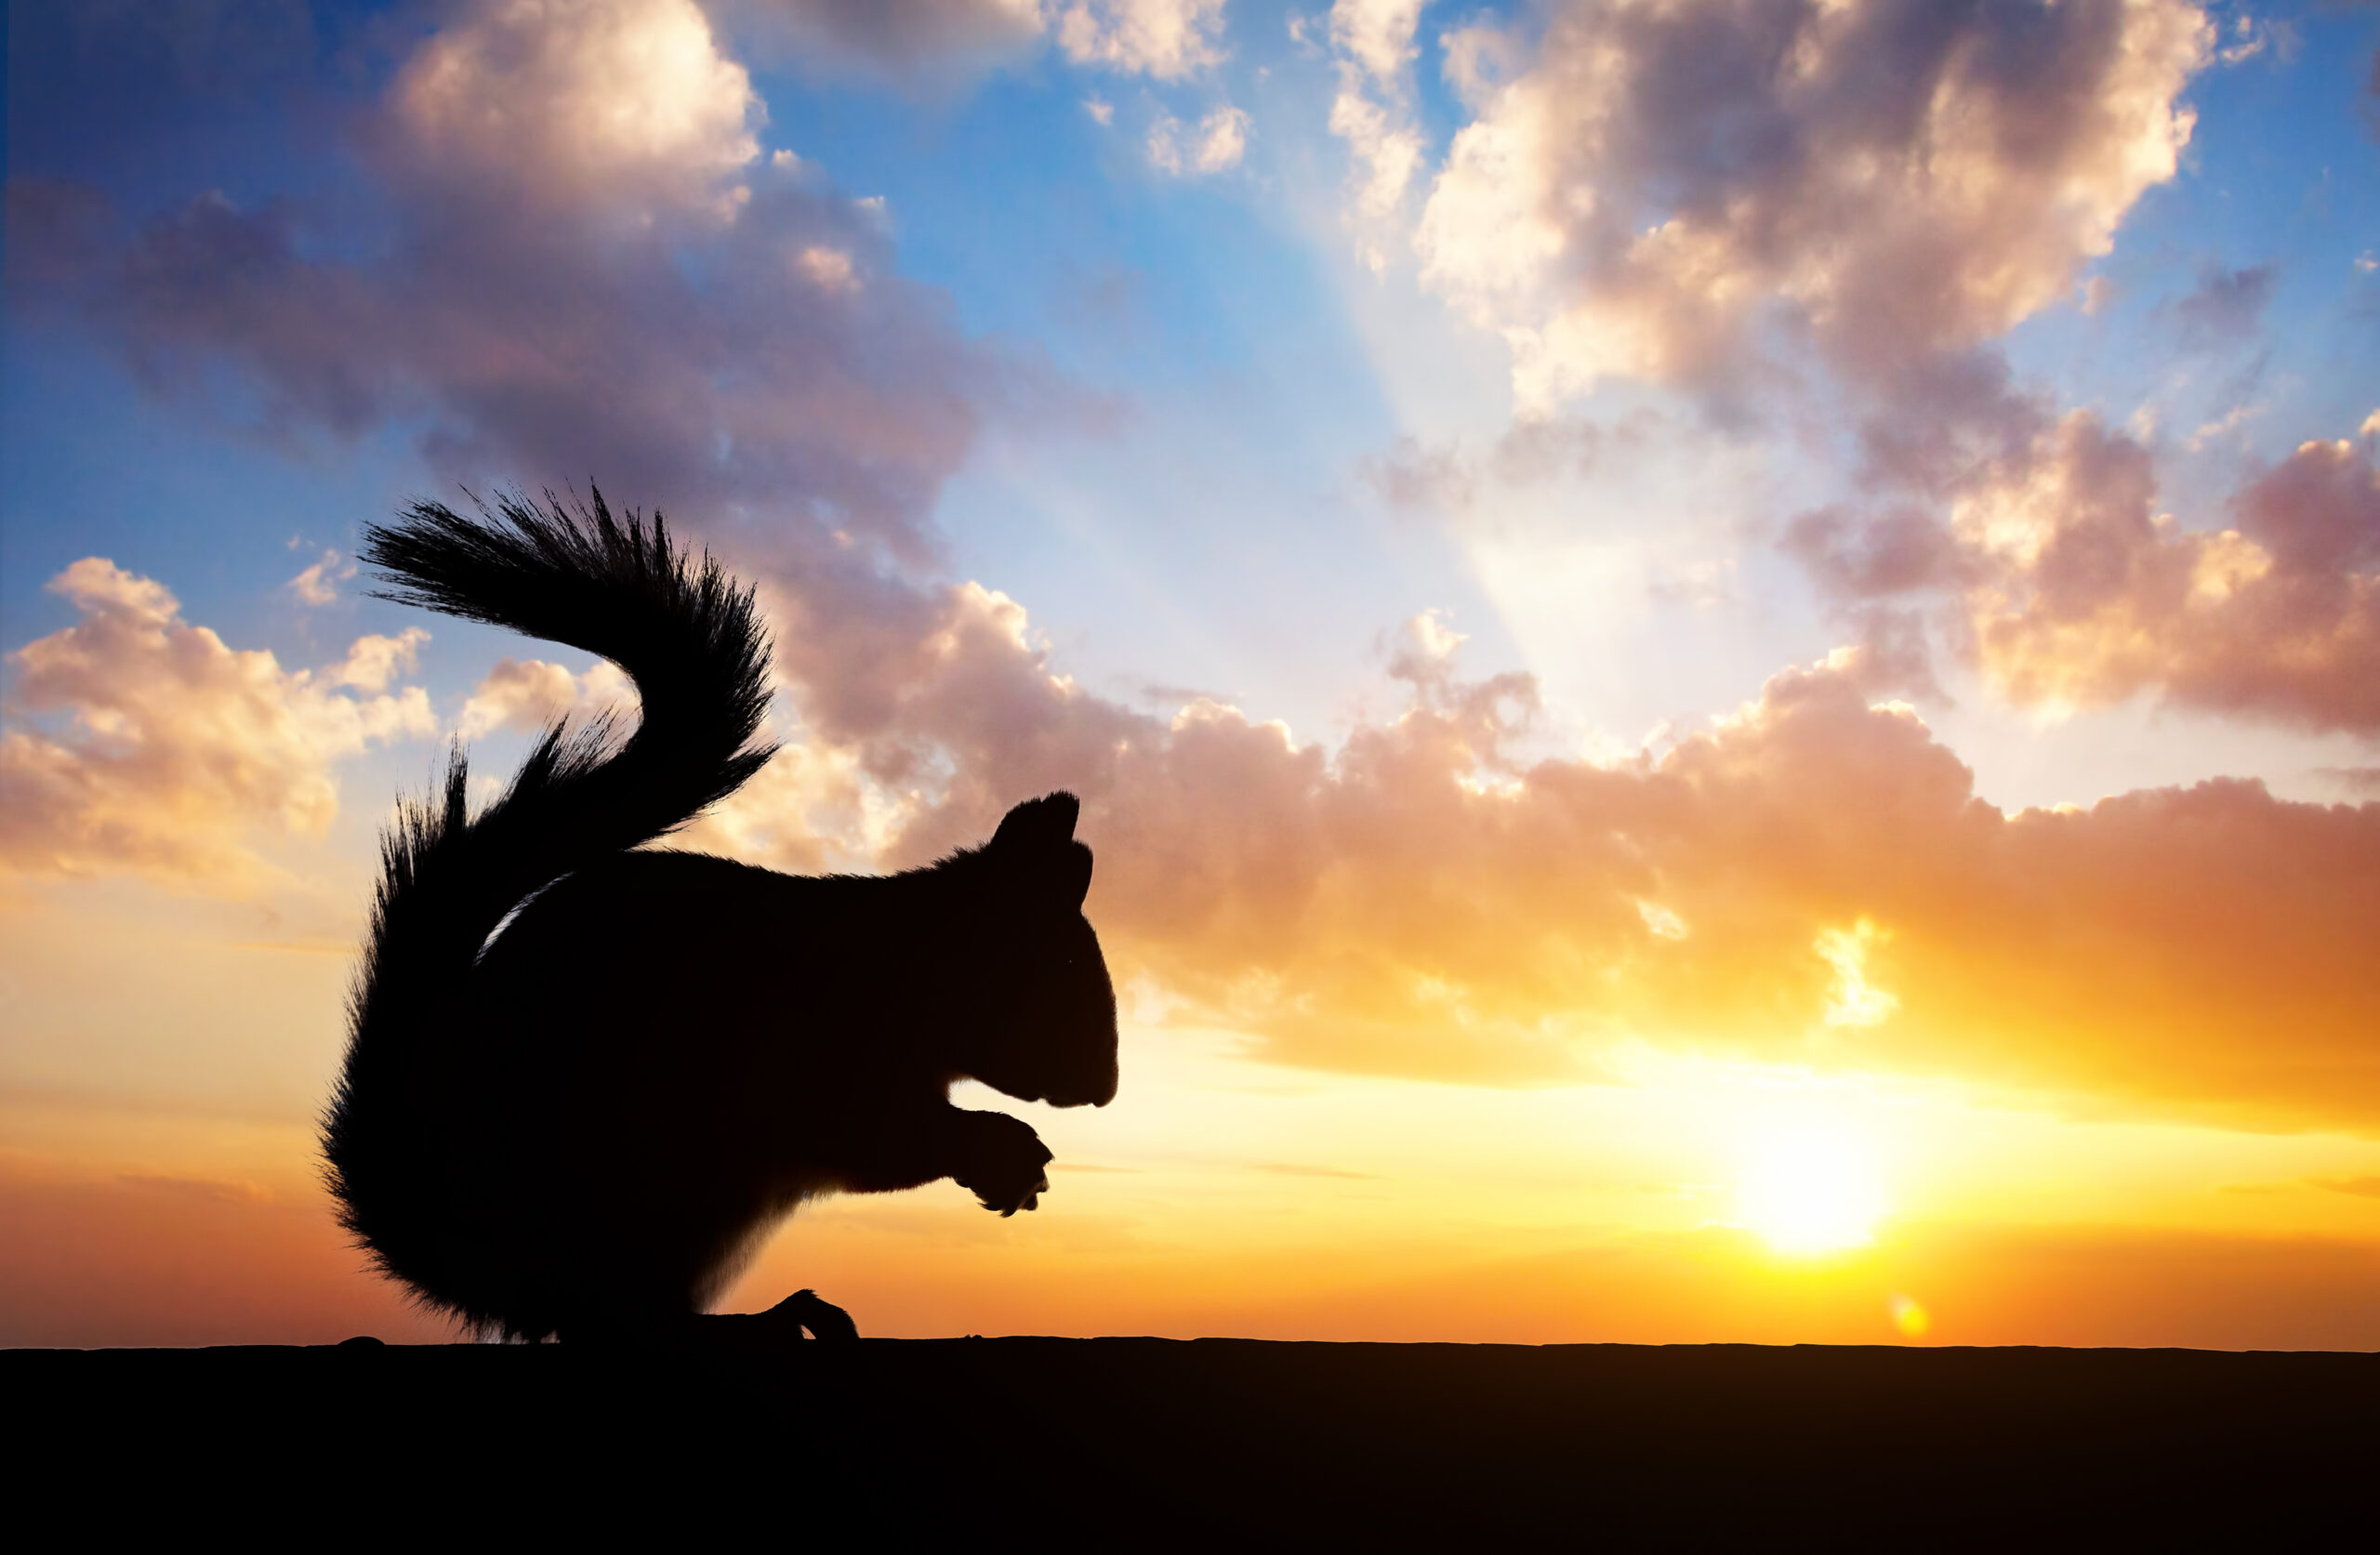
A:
321 490 774 1297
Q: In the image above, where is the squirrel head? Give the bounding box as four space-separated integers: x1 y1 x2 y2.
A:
955 792 1118 1109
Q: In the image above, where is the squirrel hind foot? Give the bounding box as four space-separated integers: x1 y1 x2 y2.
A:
763 1287 861 1342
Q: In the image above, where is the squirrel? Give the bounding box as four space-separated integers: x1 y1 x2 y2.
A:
319 492 1117 1343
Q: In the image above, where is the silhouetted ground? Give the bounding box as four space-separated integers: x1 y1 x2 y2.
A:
14 1338 2374 1546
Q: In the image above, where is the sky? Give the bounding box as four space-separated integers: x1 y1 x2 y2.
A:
4 0 2379 1349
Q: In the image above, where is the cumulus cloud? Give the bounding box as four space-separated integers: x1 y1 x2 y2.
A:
15 0 989 561
0 560 436 886
1329 0 1423 82
1792 408 2380 731
458 657 639 738
1411 0 2211 409
390 0 760 212
1054 0 1227 78
1148 103 1249 175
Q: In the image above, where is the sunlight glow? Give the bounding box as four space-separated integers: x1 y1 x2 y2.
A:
1737 1124 1886 1255
1815 919 1897 1027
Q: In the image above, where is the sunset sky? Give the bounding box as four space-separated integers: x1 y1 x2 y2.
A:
6 0 2380 1349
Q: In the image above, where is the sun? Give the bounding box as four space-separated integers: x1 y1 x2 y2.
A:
1735 1124 1886 1255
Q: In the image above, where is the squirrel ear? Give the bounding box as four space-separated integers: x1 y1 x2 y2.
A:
990 792 1080 853
986 796 1092 911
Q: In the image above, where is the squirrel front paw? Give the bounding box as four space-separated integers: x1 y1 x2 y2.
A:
951 1110 1053 1217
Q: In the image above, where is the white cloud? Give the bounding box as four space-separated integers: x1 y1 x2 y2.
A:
1329 0 1422 83
1054 0 1227 79
1149 103 1249 176
1321 1 1427 270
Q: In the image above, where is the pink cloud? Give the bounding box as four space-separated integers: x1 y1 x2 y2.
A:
1793 409 2380 732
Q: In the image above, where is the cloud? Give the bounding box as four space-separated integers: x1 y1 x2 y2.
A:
715 0 1046 72
2315 766 2380 797
2171 262 2276 350
0 560 436 887
14 0 994 563
23 0 2375 1139
458 657 639 738
705 0 1228 79
691 556 2380 1128
1328 0 1423 83
1793 408 2380 732
1411 0 2211 409
1053 0 1227 78
332 627 432 694
1148 103 1249 175
1360 414 1644 514
390 0 760 212
285 549 355 607
117 1172 270 1205
1324 0 1427 270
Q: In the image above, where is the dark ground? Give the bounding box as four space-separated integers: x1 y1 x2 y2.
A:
13 1338 2375 1548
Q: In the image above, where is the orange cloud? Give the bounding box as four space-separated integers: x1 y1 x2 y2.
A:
0 560 435 887
707 568 2380 1128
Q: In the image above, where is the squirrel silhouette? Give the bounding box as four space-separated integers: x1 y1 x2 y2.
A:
320 492 1117 1342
